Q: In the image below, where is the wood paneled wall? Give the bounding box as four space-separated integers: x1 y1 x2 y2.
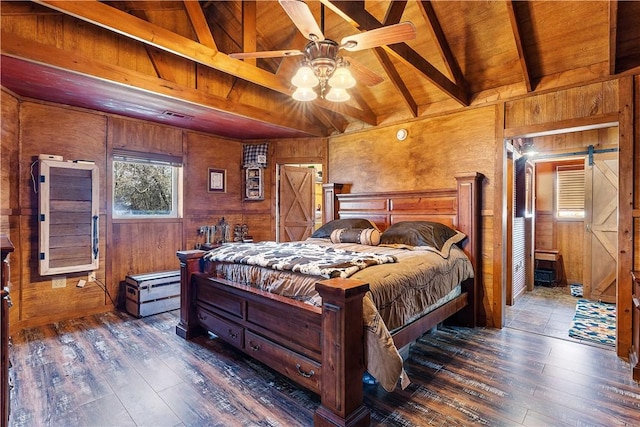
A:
505 81 619 130
107 117 185 306
0 94 260 330
8 102 109 328
635 76 640 273
183 131 250 248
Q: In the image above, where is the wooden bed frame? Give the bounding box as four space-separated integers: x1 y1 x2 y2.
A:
176 172 481 427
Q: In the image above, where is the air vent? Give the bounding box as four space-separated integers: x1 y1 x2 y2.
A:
161 110 193 120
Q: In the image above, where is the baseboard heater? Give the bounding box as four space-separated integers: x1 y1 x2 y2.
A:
125 270 180 317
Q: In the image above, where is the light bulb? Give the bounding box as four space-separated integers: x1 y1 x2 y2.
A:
291 66 319 88
292 87 317 101
328 67 355 89
325 87 350 102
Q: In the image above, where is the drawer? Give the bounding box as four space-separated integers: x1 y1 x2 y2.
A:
245 330 321 393
195 306 244 349
197 281 244 319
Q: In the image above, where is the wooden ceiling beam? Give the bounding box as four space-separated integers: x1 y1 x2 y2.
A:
383 1 407 25
373 47 417 118
1 31 326 137
416 1 466 90
505 1 532 92
242 1 257 66
321 0 468 106
33 0 376 126
123 2 177 82
308 104 348 134
608 0 618 75
183 0 218 52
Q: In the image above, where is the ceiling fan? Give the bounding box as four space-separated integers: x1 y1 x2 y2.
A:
229 0 416 102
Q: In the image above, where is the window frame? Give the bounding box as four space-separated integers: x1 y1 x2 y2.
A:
112 150 183 220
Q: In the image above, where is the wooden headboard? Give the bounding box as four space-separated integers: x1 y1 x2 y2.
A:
325 173 482 271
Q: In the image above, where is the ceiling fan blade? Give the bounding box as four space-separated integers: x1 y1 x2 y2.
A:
229 50 303 59
344 57 384 87
340 22 416 52
279 0 324 41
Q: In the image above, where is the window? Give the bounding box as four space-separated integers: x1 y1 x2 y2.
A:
113 151 183 219
556 165 584 219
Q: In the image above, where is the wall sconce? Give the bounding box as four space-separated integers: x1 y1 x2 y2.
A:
522 138 537 156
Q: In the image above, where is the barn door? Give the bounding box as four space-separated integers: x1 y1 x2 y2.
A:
583 152 618 303
278 165 315 242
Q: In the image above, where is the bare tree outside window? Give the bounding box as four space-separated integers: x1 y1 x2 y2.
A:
113 157 182 218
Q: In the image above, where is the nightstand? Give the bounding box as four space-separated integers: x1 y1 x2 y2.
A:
199 243 221 251
534 249 566 287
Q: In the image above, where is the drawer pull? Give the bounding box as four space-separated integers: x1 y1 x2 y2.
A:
227 329 239 339
296 363 315 378
198 313 207 321
249 341 261 351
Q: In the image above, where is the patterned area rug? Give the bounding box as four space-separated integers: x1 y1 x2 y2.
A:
570 283 583 297
568 299 616 346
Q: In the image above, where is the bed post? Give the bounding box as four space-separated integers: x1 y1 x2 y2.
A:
314 278 370 427
323 183 344 223
455 172 482 327
176 249 206 339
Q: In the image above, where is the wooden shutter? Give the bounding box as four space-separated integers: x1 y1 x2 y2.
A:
39 160 99 275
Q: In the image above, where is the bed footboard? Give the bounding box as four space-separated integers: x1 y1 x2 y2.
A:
176 250 371 427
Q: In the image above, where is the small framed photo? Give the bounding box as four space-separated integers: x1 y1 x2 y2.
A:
208 168 226 193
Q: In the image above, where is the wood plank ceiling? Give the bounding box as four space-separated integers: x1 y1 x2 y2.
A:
1 1 639 140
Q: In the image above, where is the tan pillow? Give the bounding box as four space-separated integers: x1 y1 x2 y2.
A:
330 228 381 246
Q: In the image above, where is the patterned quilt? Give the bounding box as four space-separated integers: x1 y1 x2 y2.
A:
204 241 397 278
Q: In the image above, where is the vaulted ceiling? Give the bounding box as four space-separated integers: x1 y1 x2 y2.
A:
2 1 639 140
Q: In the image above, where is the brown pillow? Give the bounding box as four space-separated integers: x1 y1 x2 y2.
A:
311 218 378 239
329 228 381 246
380 221 465 257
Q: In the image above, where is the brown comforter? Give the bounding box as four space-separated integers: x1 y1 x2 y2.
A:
204 239 474 391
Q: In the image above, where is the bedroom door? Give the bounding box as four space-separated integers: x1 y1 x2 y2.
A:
583 151 618 303
278 165 315 242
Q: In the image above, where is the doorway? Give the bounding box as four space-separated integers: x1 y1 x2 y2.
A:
276 163 323 242
504 126 619 347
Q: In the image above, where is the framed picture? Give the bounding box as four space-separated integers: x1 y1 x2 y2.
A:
208 168 226 192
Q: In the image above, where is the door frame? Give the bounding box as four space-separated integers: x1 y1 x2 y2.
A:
501 119 634 358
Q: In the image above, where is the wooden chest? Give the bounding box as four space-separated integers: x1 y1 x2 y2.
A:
125 270 180 317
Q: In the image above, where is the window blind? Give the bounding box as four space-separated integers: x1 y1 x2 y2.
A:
556 166 584 218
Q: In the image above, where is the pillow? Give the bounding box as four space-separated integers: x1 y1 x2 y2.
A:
380 221 465 257
311 218 378 239
330 228 381 246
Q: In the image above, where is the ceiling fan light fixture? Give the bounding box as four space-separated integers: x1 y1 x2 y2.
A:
328 66 355 89
292 86 318 102
325 87 350 103
291 65 319 88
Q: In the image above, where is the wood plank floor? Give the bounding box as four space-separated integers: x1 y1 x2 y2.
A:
8 309 640 426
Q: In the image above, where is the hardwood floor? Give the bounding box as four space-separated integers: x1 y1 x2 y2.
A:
8 309 639 426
